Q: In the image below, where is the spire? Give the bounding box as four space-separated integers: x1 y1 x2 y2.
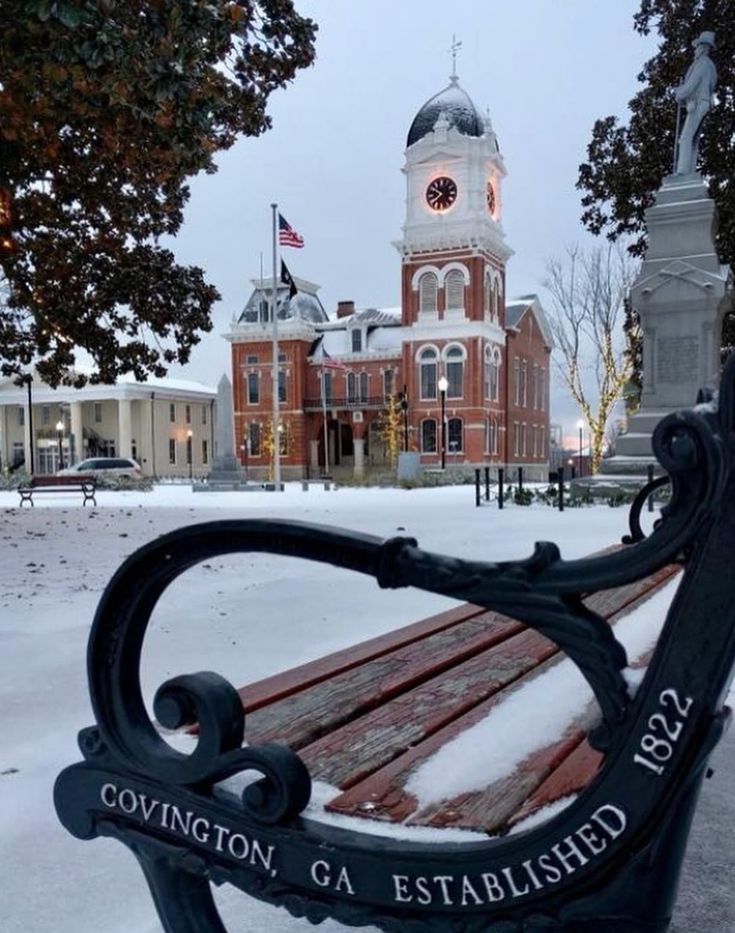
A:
449 34 462 85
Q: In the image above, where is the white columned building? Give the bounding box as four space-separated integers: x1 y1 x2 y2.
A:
0 372 216 477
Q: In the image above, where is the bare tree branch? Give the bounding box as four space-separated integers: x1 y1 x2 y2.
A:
543 243 638 471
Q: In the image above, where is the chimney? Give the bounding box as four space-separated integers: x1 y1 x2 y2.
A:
337 300 355 319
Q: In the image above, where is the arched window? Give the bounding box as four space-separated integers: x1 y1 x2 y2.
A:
421 419 437 453
418 346 438 399
383 369 394 399
445 344 464 399
484 275 492 318
419 273 438 314
347 372 357 402
447 418 463 454
359 371 368 402
484 345 499 401
444 269 465 311
493 280 501 319
321 371 332 401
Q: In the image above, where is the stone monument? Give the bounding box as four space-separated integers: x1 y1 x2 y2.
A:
597 30 731 483
194 374 247 491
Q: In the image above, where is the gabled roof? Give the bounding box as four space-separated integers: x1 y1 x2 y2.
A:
505 294 555 350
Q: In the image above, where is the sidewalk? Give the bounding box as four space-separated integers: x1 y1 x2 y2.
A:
671 724 734 931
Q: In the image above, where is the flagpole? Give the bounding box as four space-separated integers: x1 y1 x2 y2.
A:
270 203 281 489
321 364 330 476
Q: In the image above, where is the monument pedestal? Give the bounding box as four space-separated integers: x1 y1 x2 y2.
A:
582 172 731 495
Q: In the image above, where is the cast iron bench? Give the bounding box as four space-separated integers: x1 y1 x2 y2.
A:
18 474 97 507
55 359 735 932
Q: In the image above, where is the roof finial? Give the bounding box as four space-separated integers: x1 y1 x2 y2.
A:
449 34 462 84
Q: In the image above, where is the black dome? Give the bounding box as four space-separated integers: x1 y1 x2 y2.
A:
407 79 484 148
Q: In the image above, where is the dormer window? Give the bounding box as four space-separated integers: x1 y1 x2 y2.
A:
351 329 362 353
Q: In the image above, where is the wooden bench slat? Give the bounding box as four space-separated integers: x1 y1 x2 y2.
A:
238 602 487 712
319 570 680 825
299 627 556 789
507 738 604 830
408 729 589 834
243 611 526 751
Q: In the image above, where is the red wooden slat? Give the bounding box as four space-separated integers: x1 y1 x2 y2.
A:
323 570 680 823
243 611 525 750
238 602 486 712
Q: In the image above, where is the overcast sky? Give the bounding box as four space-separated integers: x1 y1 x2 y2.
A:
166 0 660 441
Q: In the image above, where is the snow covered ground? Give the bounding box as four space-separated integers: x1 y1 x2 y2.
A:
0 484 731 932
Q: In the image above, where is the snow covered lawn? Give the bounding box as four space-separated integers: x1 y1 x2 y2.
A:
0 484 728 932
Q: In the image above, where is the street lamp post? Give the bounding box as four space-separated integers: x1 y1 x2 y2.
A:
55 419 64 471
187 429 193 480
399 385 409 452
577 419 584 477
438 375 448 470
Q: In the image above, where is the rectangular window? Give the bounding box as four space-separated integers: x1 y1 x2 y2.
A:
17 406 25 427
383 369 394 398
513 358 520 406
94 403 103 424
447 418 462 453
185 404 191 424
169 403 176 423
521 423 527 457
202 440 209 465
540 368 546 411
359 372 368 402
247 372 259 404
249 422 261 457
421 419 437 453
278 352 286 363
322 371 332 401
420 363 437 400
521 360 528 407
540 426 546 458
351 329 362 353
202 405 207 425
42 406 50 426
12 442 24 466
532 365 538 409
278 371 286 403
513 421 519 456
168 438 176 464
246 354 258 364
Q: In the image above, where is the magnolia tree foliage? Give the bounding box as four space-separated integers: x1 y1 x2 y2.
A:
544 244 638 472
0 0 316 386
577 1 735 368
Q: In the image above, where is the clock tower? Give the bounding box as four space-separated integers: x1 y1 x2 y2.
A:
396 73 512 330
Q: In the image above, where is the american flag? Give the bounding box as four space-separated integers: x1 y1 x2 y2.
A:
278 213 304 248
319 346 347 371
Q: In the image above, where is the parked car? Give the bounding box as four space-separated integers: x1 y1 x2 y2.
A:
57 457 142 478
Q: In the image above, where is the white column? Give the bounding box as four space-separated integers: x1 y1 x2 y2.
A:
70 401 83 464
309 438 319 470
353 438 365 478
23 400 32 472
118 398 132 458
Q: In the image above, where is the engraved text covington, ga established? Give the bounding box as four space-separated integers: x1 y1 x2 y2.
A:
99 784 628 909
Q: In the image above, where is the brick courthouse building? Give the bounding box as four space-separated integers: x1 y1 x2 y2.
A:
226 75 553 481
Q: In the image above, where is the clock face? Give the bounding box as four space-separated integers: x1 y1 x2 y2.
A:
486 180 496 214
426 176 457 211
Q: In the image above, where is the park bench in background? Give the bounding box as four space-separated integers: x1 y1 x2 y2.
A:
55 358 735 933
18 474 96 508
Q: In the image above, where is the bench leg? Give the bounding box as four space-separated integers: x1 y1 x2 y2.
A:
133 839 229 933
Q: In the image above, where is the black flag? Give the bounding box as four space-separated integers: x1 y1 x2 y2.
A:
280 260 298 299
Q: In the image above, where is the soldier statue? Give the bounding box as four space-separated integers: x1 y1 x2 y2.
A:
674 31 717 175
